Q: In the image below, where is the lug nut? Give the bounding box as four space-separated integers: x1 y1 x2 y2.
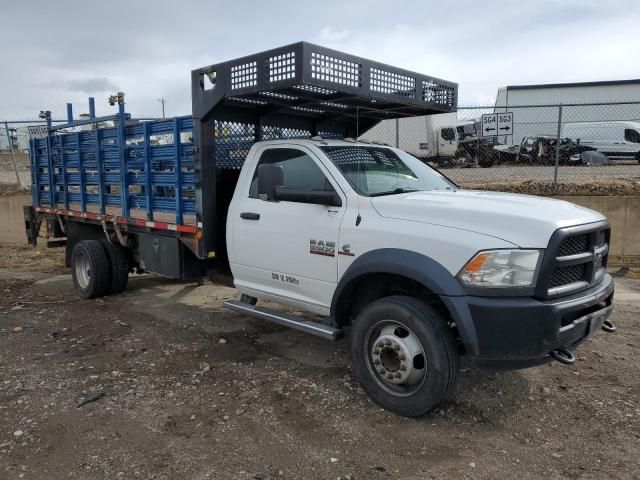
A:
387 373 394 380
400 365 406 371
385 340 392 346
373 359 380 365
399 354 406 360
376 341 384 348
395 372 402 378
393 345 400 351
373 349 380 355
378 368 385 375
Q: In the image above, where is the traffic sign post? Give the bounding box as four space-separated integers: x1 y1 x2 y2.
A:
481 112 513 137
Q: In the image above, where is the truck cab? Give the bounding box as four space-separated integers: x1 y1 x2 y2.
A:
225 136 615 416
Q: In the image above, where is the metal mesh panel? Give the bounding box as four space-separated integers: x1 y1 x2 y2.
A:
214 121 255 169
230 61 257 90
557 234 589 256
549 264 586 287
214 123 319 169
321 146 407 170
422 79 455 107
310 52 361 87
292 84 337 96
268 51 296 83
370 68 416 98
259 91 299 101
260 126 312 141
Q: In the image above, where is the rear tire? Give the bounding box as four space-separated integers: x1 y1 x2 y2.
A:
100 240 130 294
71 240 112 299
351 295 459 417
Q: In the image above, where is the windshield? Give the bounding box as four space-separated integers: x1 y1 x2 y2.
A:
320 145 457 197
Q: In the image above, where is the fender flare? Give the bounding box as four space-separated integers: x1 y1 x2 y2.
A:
331 248 479 356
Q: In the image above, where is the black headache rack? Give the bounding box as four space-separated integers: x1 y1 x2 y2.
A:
191 41 458 260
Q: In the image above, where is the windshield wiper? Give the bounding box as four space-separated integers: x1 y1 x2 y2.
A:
370 187 420 197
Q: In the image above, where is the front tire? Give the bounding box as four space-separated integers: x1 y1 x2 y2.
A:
351 296 459 417
71 240 112 299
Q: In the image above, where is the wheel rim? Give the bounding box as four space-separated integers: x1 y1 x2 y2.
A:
364 320 427 397
75 251 91 289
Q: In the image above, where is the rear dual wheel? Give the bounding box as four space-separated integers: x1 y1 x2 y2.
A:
71 240 130 298
100 240 130 294
351 296 459 417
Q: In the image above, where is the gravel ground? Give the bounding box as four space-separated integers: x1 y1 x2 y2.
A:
0 246 639 480
442 164 640 187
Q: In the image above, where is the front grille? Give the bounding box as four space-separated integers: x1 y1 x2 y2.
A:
549 264 585 288
557 234 588 256
538 223 610 298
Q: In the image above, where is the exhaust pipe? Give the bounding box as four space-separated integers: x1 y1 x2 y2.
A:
550 348 576 365
602 319 616 333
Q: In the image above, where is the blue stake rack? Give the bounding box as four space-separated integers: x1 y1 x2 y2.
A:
29 96 196 225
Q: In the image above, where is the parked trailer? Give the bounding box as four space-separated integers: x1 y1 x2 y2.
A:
25 42 616 417
364 113 497 167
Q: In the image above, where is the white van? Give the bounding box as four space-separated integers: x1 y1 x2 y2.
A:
561 121 640 162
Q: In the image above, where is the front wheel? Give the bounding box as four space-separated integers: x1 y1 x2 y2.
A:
351 296 459 417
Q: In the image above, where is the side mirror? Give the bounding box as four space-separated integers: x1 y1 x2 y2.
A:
258 164 284 201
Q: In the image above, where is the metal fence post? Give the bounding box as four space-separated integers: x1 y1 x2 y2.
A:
395 118 399 148
553 104 563 189
4 121 21 186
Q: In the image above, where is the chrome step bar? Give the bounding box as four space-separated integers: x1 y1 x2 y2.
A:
223 299 344 341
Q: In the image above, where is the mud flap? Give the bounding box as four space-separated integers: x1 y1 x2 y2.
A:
23 205 40 246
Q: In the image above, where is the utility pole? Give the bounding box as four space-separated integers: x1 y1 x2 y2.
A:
158 97 166 119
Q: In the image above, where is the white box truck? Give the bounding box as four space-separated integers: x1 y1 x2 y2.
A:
363 113 495 167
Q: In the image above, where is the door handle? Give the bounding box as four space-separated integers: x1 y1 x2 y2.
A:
240 212 260 220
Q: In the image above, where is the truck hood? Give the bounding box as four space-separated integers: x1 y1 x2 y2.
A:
370 190 606 247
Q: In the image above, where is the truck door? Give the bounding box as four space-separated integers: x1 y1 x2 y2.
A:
230 146 346 314
437 127 457 157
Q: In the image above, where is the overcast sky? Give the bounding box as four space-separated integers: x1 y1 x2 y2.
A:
1 0 639 120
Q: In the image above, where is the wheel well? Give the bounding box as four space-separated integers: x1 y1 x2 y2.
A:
335 273 455 330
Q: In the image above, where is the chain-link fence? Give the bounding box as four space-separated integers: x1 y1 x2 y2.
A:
364 101 640 192
0 120 65 189
3 101 640 193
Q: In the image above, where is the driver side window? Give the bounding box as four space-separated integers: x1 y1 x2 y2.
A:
249 148 332 198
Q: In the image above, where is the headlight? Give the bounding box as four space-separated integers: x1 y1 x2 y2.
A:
458 249 542 288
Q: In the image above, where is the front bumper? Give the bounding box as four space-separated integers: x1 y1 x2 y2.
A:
442 274 615 369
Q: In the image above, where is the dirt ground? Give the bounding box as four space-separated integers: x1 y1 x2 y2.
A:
0 242 638 480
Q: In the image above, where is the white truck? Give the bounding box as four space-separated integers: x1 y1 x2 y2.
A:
363 114 495 167
25 43 616 417
561 121 640 162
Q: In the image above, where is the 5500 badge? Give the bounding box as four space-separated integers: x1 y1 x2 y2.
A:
271 272 300 285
